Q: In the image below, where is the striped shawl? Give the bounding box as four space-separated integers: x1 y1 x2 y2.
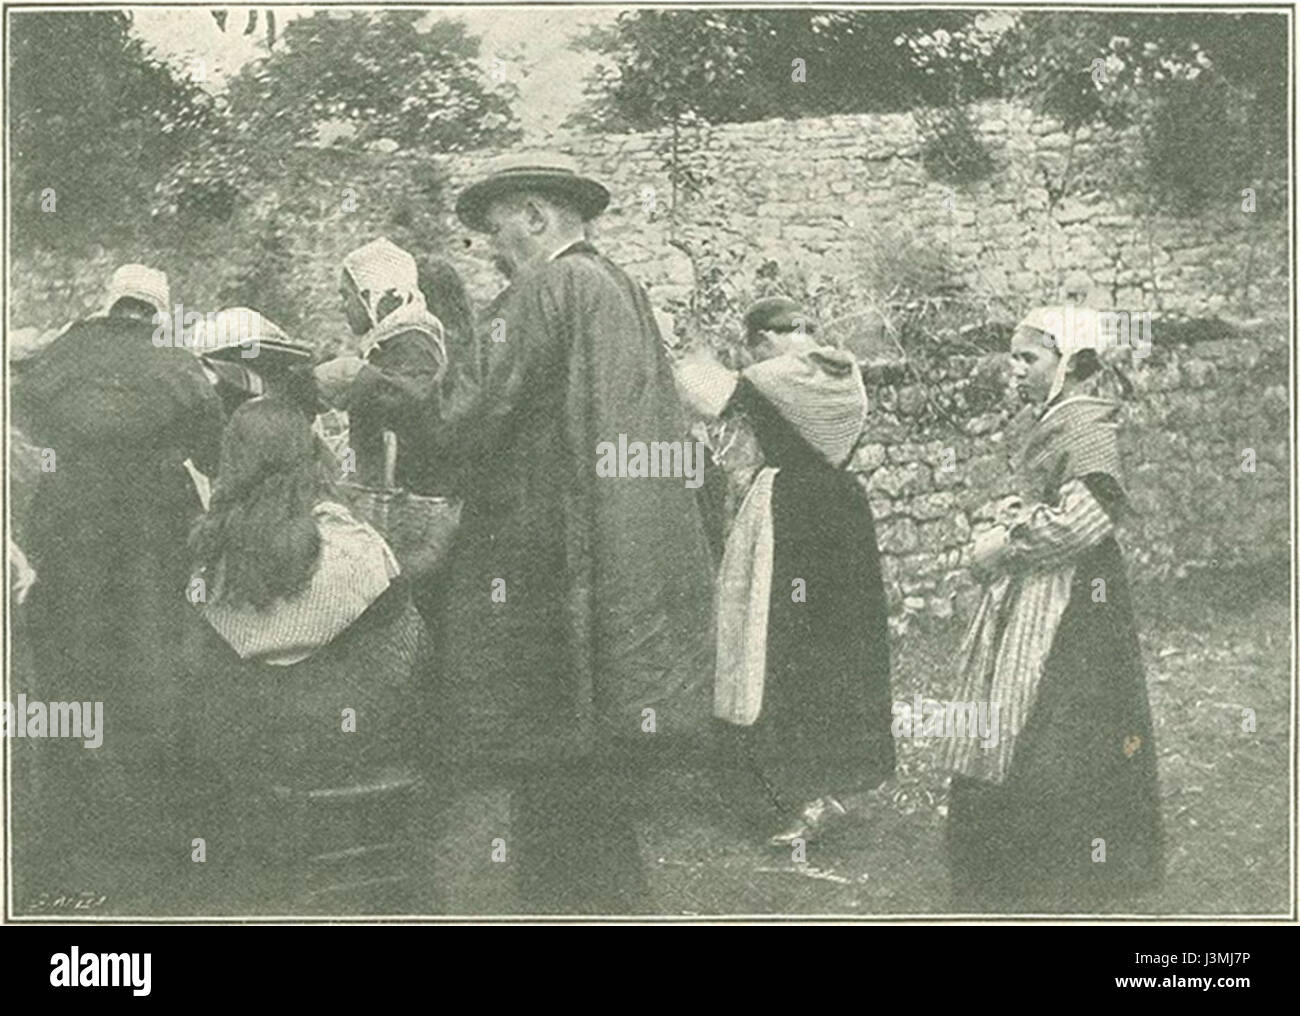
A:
947 396 1127 784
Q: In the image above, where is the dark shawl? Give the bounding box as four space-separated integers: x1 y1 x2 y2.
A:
13 314 222 473
13 313 223 732
346 324 446 492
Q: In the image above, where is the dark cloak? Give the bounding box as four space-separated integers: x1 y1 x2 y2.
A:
428 242 715 766
14 314 223 699
11 314 224 867
346 326 446 493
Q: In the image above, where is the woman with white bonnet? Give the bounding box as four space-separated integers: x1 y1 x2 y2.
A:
11 261 225 886
944 304 1163 912
191 306 315 418
314 237 448 493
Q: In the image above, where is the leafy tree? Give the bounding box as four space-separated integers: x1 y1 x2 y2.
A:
10 9 520 246
9 10 213 247
159 11 519 226
577 9 1287 221
570 8 995 132
222 11 518 151
569 10 1006 205
995 11 1288 215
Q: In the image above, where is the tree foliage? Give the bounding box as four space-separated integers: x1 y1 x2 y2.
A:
161 11 520 227
9 10 214 245
9 10 520 249
1003 11 1287 212
569 9 995 132
574 9 1288 214
222 11 518 151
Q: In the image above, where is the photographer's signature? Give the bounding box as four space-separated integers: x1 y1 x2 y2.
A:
27 890 108 913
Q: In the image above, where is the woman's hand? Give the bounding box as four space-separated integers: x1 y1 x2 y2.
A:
314 356 367 408
672 345 739 419
969 526 1011 581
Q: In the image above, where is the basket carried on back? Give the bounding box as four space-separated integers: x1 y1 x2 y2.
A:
340 431 462 578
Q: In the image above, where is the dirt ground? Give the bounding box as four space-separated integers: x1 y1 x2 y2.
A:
628 559 1293 917
389 558 1294 918
9 561 1291 919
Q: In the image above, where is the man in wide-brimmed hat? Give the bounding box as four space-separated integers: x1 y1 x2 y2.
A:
453 152 611 288
455 153 610 232
427 153 714 914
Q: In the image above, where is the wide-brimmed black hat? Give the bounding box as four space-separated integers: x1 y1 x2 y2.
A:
456 153 610 233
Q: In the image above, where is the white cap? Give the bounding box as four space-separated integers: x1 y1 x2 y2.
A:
1017 305 1105 401
191 307 289 355
103 263 170 318
341 237 419 300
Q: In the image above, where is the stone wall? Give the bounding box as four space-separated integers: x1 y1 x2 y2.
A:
7 101 1290 617
852 329 1289 618
9 100 1288 338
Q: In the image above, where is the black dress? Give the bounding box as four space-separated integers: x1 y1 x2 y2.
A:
179 581 427 914
717 376 895 821
945 475 1165 911
11 314 224 880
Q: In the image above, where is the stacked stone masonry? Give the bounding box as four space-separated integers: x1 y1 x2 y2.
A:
8 101 1290 618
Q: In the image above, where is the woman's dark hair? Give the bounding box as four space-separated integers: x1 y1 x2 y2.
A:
417 256 478 383
108 296 158 321
1019 326 1102 381
1068 348 1101 381
1067 346 1134 399
189 396 340 610
744 321 813 348
418 259 473 335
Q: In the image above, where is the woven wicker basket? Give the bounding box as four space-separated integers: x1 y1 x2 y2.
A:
340 431 462 576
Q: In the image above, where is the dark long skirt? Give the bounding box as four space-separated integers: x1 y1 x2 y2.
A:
181 585 427 915
18 456 202 879
719 465 895 825
946 537 1164 912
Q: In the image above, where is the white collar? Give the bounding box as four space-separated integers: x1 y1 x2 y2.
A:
547 237 586 262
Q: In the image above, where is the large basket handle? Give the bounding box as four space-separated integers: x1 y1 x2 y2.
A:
383 430 399 490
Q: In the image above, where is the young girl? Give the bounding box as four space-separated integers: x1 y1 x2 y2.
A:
945 306 1163 912
183 395 427 913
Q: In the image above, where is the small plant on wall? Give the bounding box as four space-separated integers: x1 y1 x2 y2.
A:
914 105 997 185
